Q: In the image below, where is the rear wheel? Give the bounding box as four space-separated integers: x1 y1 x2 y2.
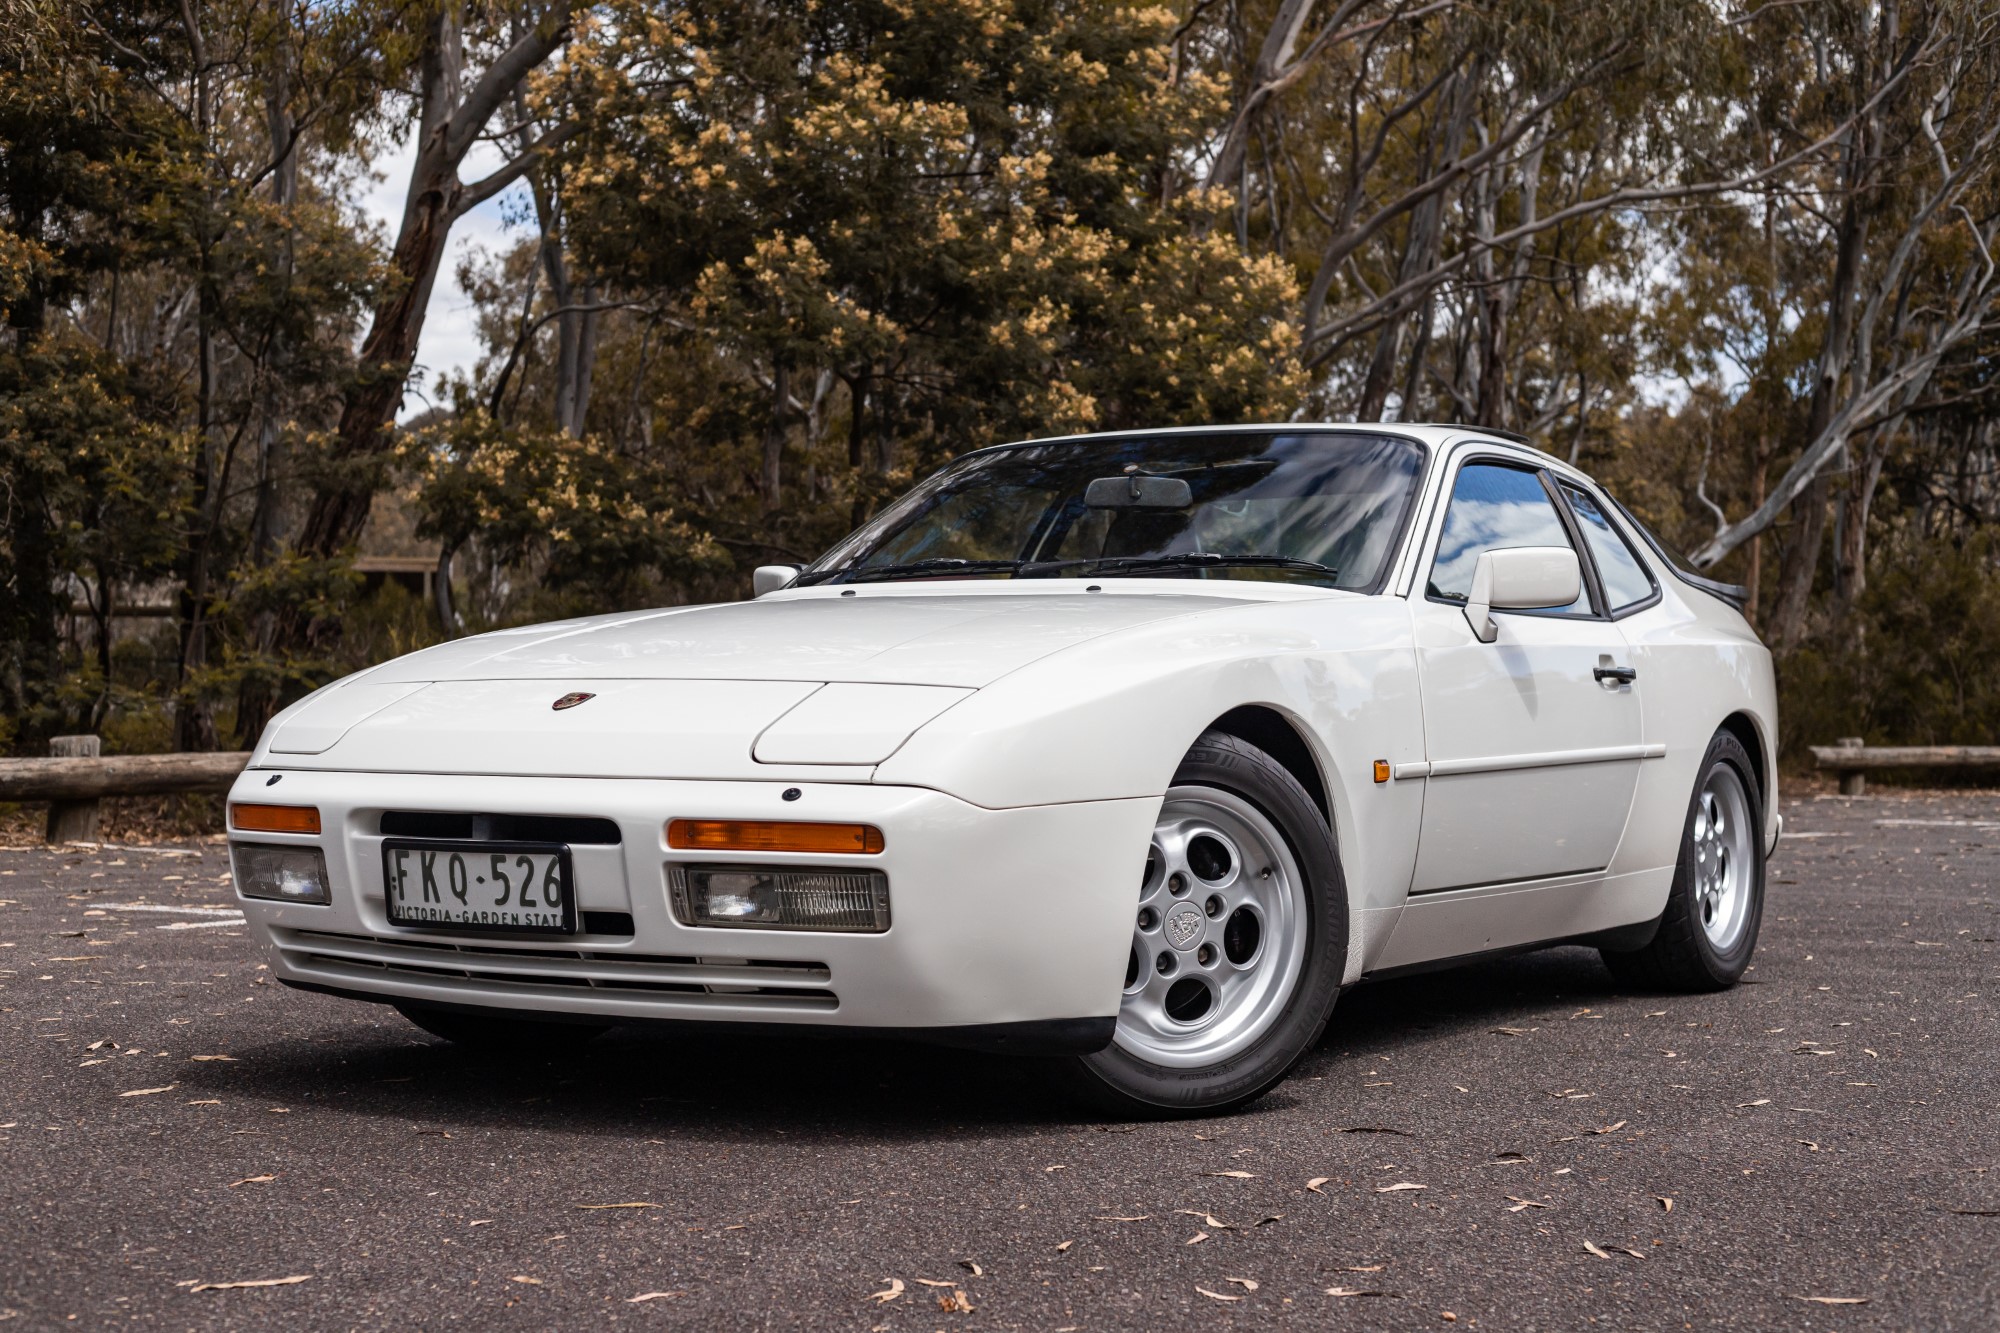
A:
1065 731 1347 1116
395 1003 608 1051
1600 729 1765 991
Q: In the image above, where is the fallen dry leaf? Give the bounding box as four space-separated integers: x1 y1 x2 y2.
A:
1791 1296 1869 1305
1583 1240 1614 1260
119 1085 177 1097
227 1175 274 1188
1375 1182 1425 1193
913 1279 958 1288
469 1220 493 1227
576 1202 660 1210
957 1260 983 1277
1325 1287 1392 1298
190 1055 235 1062
1093 1215 1150 1222
1185 1232 1209 1246
1176 1209 1235 1229
1491 1026 1536 1036
1587 1121 1629 1135
1505 1196 1547 1212
1737 1099 1771 1108
508 1276 541 1286
1054 1240 1073 1253
1205 1170 1257 1179
1225 1277 1259 1291
937 1289 974 1313
1306 1177 1331 1193
1045 1164 1067 1172
1341 1265 1387 1272
1196 1287 1243 1302
1656 1196 1674 1212
185 1099 220 1106
187 1275 310 1293
625 1292 685 1303
867 1278 905 1305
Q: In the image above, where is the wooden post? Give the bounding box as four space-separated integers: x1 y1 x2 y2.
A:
45 735 103 843
1836 736 1866 797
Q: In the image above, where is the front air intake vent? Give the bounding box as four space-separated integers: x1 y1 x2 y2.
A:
379 811 623 845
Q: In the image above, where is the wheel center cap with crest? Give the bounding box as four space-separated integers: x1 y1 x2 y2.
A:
1165 901 1205 950
551 692 595 711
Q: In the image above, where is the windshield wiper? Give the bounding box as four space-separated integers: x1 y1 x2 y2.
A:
1019 553 1340 581
800 552 1340 586
797 557 1025 586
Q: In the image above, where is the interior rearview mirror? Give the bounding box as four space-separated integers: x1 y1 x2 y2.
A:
1084 474 1193 509
1464 546 1582 642
752 565 801 597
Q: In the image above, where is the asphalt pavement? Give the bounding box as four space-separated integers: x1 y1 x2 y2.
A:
2 788 1997 1330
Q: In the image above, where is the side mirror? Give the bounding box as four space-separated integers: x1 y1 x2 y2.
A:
1464 546 1582 642
752 565 801 597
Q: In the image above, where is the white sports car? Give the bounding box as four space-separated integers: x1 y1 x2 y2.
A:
228 424 1776 1113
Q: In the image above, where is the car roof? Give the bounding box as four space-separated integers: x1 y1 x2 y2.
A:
975 422 1579 475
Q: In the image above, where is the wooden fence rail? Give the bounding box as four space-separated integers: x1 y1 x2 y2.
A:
1811 738 2000 796
1 741 249 842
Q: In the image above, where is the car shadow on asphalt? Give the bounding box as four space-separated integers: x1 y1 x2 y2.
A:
1322 944 1627 1052
180 945 1631 1136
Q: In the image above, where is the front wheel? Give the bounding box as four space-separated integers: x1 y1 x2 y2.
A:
1600 729 1765 991
1063 731 1347 1116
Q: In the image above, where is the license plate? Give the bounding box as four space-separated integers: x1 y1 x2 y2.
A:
381 840 577 934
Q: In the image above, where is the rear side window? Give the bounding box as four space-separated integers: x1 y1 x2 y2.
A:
1427 462 1589 615
1561 484 1658 611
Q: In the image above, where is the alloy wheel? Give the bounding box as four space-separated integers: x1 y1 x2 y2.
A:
1115 785 1309 1068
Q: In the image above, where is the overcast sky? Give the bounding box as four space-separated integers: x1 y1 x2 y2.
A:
353 128 529 420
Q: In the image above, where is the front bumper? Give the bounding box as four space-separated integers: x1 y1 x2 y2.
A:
228 769 1155 1043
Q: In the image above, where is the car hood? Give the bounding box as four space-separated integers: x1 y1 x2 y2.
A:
365 586 1284 689
254 584 1346 779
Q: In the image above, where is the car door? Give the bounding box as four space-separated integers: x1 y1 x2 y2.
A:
1406 457 1648 894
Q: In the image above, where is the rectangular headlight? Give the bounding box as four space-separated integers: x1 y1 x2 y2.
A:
668 864 889 932
231 843 332 905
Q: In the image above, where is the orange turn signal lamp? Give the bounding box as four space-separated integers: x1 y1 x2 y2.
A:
229 803 322 835
1373 759 1391 784
667 819 884 855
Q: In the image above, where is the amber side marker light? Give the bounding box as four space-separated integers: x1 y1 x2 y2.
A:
667 819 884 855
229 803 322 835
1372 759 1391 784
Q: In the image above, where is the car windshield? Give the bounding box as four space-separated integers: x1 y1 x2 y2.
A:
802 431 1427 590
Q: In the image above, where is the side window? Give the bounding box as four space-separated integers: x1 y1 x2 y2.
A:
1561 483 1657 612
1427 463 1589 615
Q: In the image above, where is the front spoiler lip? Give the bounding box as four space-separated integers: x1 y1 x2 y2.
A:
280 977 1114 1055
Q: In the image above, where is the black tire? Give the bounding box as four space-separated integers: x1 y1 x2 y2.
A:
1061 730 1347 1117
1600 729 1765 991
395 1003 609 1051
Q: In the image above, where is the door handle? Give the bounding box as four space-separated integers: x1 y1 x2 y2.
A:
1594 664 1638 685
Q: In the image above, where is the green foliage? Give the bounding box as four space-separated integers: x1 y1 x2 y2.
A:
402 408 730 601
1781 531 2000 756
533 0 1305 559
